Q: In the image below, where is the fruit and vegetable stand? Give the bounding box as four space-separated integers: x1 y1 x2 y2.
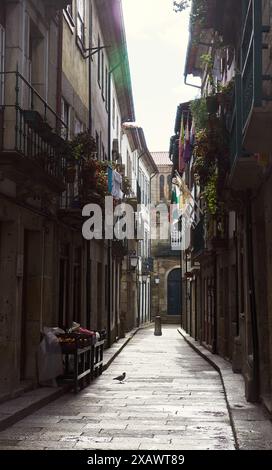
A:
57 333 105 392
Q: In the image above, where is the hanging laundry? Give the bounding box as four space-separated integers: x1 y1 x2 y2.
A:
184 117 191 163
178 113 185 173
111 169 124 200
108 165 113 194
190 118 196 148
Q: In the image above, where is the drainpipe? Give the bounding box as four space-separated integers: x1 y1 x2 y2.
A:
86 2 93 330
246 190 259 400
212 252 217 354
88 2 93 134
56 11 63 129
40 225 46 333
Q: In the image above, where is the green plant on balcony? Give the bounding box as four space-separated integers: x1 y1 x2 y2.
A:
96 161 109 197
190 98 208 131
216 79 235 107
203 172 218 216
71 131 97 161
66 132 98 184
192 116 229 217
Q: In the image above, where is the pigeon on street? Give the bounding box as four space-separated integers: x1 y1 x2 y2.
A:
113 372 126 383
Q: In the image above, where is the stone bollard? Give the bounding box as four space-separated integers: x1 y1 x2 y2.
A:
154 316 162 336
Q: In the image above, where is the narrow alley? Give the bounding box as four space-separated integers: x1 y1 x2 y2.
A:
0 327 235 450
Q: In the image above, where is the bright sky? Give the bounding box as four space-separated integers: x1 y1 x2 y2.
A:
122 0 200 152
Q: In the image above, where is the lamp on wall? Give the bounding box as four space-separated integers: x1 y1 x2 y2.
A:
129 251 139 270
142 273 148 282
154 276 160 285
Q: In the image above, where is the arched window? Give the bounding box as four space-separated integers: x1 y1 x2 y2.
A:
159 175 165 200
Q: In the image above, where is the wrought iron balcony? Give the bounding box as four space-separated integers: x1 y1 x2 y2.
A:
0 71 67 192
191 217 204 258
228 73 242 168
241 0 272 154
226 0 271 188
241 0 263 132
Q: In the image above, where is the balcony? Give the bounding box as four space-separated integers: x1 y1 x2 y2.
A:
191 218 204 258
227 0 271 189
241 0 272 153
0 71 67 193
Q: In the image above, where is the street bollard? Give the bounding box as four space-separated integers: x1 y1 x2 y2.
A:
154 315 162 336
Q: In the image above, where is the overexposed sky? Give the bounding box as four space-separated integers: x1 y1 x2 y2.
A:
122 0 200 152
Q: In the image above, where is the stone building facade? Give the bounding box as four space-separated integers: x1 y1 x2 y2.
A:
151 152 181 325
120 127 158 334
173 0 272 410
0 0 137 399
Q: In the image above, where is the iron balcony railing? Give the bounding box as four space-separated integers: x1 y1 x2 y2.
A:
241 0 263 133
171 228 182 251
192 217 204 257
0 70 68 183
228 73 242 167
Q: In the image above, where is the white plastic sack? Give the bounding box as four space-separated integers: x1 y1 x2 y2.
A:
38 331 64 384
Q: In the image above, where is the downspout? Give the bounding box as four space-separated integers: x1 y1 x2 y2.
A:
86 2 93 329
246 190 259 400
213 254 217 352
107 69 112 345
88 2 93 134
40 225 46 332
56 11 63 128
55 11 62 330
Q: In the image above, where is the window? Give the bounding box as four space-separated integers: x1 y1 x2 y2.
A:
74 116 84 135
127 151 132 180
61 98 70 139
0 25 4 106
117 115 119 141
97 34 101 85
112 97 116 129
160 175 165 200
77 0 85 45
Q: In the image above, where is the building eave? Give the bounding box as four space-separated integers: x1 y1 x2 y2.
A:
95 0 135 122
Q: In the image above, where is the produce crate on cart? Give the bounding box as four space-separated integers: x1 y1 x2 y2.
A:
91 339 105 379
57 333 95 393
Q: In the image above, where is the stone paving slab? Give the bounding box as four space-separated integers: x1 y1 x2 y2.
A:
0 326 236 450
178 328 272 450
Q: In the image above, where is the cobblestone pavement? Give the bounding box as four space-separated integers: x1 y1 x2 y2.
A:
0 326 235 450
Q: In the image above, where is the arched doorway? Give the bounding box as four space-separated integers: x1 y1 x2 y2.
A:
167 269 181 316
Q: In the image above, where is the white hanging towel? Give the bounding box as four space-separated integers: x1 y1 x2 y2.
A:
111 170 124 200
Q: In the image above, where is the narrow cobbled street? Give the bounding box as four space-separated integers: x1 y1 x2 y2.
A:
0 327 235 450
